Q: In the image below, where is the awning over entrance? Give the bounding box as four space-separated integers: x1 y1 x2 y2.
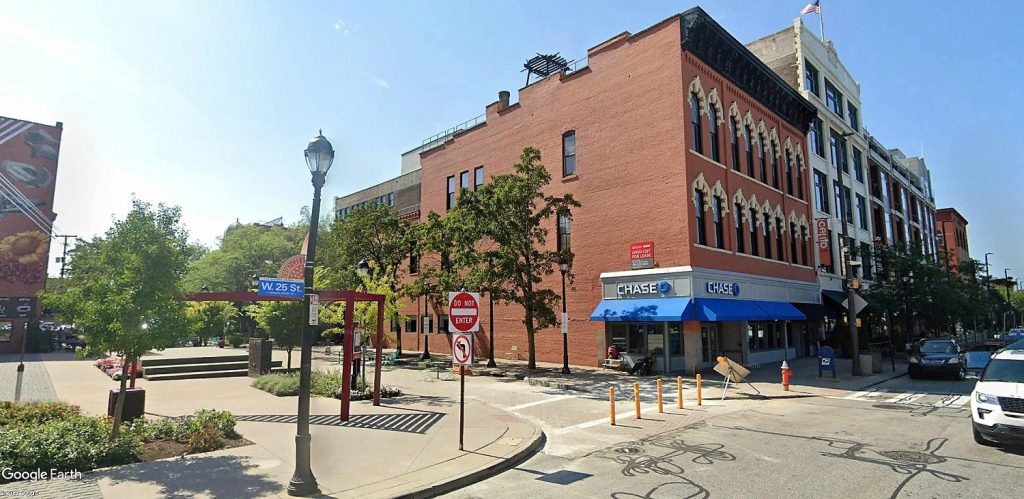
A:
691 298 806 322
589 297 692 322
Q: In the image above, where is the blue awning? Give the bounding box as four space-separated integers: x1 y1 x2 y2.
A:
692 298 772 321
589 298 692 322
754 301 806 320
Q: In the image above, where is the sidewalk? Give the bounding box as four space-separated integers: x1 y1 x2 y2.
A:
30 349 543 499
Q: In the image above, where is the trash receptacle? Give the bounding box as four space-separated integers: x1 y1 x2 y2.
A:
107 388 145 421
871 351 883 373
858 354 873 376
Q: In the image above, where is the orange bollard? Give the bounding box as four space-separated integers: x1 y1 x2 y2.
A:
782 360 791 391
696 374 703 406
656 379 664 413
609 386 616 426
633 382 641 420
677 376 684 409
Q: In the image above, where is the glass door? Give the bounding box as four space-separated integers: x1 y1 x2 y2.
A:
668 323 684 372
700 323 720 366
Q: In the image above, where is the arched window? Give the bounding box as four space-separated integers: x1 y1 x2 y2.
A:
694 189 707 246
745 126 754 177
762 213 772 259
800 225 809 265
785 149 794 196
790 222 799 264
749 208 759 256
690 93 703 154
770 142 780 189
730 118 740 171
759 134 768 184
795 155 805 200
734 203 745 254
775 216 784 261
708 106 720 162
712 196 725 249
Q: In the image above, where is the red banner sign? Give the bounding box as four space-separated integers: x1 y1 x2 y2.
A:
629 241 654 260
815 218 831 268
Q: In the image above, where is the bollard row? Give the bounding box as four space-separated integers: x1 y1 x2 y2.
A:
608 375 704 425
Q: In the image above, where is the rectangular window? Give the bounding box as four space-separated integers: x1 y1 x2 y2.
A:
695 190 707 246
775 217 784 261
730 118 741 171
762 213 772 259
405 316 417 333
770 143 779 189
856 194 868 230
734 204 745 254
562 131 576 177
460 170 470 190
824 79 843 117
848 102 859 131
800 226 809 265
804 59 820 97
809 118 824 157
861 242 873 280
796 156 804 200
814 170 829 214
446 175 456 210
829 129 848 173
749 209 759 256
759 137 768 183
790 223 799 264
709 108 720 162
844 186 853 224
438 315 449 334
474 166 484 190
833 181 843 223
713 197 724 249
690 94 703 154
785 151 794 195
852 149 864 183
557 213 572 253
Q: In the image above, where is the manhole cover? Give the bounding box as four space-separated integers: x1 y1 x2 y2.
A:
872 403 914 411
878 450 941 464
615 446 643 454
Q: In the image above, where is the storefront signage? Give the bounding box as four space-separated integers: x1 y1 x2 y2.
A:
616 279 672 296
630 241 654 270
815 218 832 268
705 281 740 296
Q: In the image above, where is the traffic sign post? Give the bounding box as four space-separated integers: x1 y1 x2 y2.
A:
452 333 473 451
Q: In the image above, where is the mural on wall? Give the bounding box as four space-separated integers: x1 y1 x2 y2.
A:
0 116 62 317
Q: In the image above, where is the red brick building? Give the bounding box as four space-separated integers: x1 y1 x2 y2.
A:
935 208 969 270
390 9 820 373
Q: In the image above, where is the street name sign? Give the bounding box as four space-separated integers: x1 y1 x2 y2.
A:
258 277 304 299
448 292 481 333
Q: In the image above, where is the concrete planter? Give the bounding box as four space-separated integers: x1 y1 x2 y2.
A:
871 351 883 373
859 354 873 376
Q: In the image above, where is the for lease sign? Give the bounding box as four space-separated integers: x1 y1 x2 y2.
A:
630 241 654 260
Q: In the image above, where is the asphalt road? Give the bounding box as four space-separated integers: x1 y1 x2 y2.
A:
445 374 1024 499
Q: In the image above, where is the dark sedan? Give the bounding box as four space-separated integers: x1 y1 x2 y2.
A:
908 339 966 380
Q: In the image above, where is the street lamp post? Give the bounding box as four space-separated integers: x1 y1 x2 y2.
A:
559 262 570 375
836 131 862 375
288 130 334 497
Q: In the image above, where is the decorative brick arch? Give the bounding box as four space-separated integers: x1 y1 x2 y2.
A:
744 112 757 145
769 128 781 158
747 193 760 225
711 180 729 213
733 189 748 221
761 200 775 230
774 205 786 231
799 214 811 240
688 76 708 115
707 89 725 125
692 173 712 211
729 102 745 137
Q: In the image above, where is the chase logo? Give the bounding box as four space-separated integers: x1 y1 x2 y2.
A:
657 280 672 294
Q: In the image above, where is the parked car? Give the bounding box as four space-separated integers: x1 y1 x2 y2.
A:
971 349 1024 446
1002 338 1024 351
965 351 994 378
908 339 966 380
1007 328 1024 341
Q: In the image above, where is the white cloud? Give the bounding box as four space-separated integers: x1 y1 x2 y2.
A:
365 73 390 90
334 19 350 35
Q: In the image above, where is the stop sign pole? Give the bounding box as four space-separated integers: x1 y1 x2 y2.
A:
449 291 480 451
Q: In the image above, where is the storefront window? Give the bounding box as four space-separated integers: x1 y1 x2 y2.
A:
701 323 719 363
669 324 682 355
627 324 646 354
0 322 11 342
748 322 785 351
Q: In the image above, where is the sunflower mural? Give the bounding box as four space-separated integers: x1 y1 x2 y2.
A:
0 230 49 264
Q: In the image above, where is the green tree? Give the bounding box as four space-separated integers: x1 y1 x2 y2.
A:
455 147 579 369
247 301 304 371
42 199 193 440
186 301 237 344
183 222 306 292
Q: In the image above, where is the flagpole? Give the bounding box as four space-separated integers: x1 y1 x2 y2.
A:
818 1 826 42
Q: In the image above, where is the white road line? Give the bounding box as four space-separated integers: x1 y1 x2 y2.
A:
554 400 722 436
886 392 926 404
843 390 887 401
933 394 971 407
506 395 574 411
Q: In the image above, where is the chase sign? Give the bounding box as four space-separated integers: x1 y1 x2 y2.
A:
705 281 740 296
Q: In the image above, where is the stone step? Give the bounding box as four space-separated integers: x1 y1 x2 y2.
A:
144 366 288 382
141 354 249 367
143 360 282 376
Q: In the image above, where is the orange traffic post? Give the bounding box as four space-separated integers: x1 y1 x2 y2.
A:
633 382 641 420
656 379 664 413
677 376 684 409
609 386 616 426
696 373 703 406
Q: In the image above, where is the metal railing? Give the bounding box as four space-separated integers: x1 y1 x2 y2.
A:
422 114 486 150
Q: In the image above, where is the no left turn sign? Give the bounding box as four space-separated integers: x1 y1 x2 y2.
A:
452 333 473 366
448 291 480 333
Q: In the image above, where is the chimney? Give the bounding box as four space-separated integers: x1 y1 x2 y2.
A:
498 90 510 110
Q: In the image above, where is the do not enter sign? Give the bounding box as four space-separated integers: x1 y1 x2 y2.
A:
448 291 480 333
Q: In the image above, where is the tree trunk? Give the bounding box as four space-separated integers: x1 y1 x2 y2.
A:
287 348 293 372
109 357 130 441
524 301 537 370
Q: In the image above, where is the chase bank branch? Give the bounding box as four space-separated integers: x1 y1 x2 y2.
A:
590 267 821 375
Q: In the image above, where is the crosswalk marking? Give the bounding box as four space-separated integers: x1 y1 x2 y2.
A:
829 389 971 409
885 392 926 404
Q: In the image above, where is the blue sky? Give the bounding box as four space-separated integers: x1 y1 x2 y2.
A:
1 1 1020 279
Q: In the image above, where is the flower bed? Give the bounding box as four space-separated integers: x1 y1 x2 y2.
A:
94 356 126 381
0 402 248 483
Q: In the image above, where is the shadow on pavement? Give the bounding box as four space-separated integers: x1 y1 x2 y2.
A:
96 455 282 499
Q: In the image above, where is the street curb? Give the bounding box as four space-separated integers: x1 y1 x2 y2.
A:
854 371 908 390
523 376 594 393
402 426 547 499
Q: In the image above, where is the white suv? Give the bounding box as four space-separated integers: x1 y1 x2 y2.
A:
971 349 1024 446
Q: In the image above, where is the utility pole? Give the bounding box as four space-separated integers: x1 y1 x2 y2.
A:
55 234 77 285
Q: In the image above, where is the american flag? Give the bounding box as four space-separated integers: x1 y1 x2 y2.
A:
800 0 821 16
0 118 35 147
